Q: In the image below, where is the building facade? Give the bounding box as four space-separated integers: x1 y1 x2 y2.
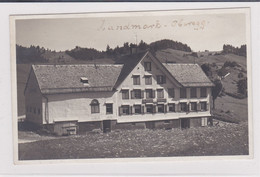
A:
24 51 214 135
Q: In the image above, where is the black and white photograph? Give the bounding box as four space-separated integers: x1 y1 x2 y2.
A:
11 8 252 162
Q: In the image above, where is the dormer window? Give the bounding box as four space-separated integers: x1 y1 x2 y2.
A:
80 77 89 84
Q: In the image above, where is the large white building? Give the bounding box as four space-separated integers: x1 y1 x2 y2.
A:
24 51 214 135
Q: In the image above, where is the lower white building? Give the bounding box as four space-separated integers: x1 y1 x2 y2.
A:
24 51 214 135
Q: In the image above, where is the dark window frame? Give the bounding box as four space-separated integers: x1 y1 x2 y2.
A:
168 88 175 98
146 105 153 114
90 99 100 114
134 105 142 114
122 105 130 115
133 75 141 85
180 102 188 112
157 104 165 113
122 89 129 99
200 87 207 98
190 88 197 98
145 75 152 85
168 103 175 112
200 102 207 111
144 62 152 71
157 89 164 98
106 103 113 114
156 75 166 84
180 88 187 98
190 102 197 111
146 89 154 99
133 89 142 99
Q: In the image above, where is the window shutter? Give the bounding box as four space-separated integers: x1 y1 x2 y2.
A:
129 106 132 115
131 90 134 99
141 90 145 98
152 90 155 98
162 90 164 98
206 102 209 111
197 102 201 111
156 75 159 84
164 105 167 113
132 106 135 114
163 76 166 84
119 106 122 116
141 106 145 114
187 103 190 112
176 103 180 112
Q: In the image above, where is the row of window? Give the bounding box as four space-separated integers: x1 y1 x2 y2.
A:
133 75 166 85
90 99 113 114
90 99 208 115
121 87 207 100
26 106 41 115
119 102 208 116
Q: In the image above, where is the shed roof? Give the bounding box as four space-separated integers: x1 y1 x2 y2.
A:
163 63 214 87
32 64 123 94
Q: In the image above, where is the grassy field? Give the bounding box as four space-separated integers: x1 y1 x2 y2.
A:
18 120 248 160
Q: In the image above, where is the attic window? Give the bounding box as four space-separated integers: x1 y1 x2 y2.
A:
80 77 88 84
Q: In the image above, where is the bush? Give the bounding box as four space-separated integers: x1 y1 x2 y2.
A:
223 61 238 68
217 67 228 77
238 72 244 78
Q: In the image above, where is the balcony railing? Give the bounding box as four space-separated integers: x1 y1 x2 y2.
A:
142 99 154 104
157 98 167 103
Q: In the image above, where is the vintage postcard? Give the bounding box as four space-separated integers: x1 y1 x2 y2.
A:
10 8 252 164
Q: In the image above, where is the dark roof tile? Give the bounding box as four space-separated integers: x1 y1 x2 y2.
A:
163 63 214 87
32 64 123 94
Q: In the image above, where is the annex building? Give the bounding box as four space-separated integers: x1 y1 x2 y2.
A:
24 51 214 135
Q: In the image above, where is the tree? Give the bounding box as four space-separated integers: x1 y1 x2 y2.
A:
106 45 112 56
201 63 210 76
138 40 148 51
237 78 247 96
212 79 223 109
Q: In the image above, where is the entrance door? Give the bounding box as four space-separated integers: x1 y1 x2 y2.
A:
103 120 112 133
181 118 190 129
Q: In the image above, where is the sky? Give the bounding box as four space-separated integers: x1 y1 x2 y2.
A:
15 11 247 52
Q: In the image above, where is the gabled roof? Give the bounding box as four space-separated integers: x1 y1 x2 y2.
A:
114 51 148 88
32 64 123 94
29 52 213 95
163 63 214 87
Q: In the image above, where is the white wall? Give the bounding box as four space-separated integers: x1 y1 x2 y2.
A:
45 91 117 124
115 53 212 123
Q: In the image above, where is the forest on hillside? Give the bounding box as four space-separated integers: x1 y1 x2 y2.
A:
16 39 246 64
16 39 192 64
